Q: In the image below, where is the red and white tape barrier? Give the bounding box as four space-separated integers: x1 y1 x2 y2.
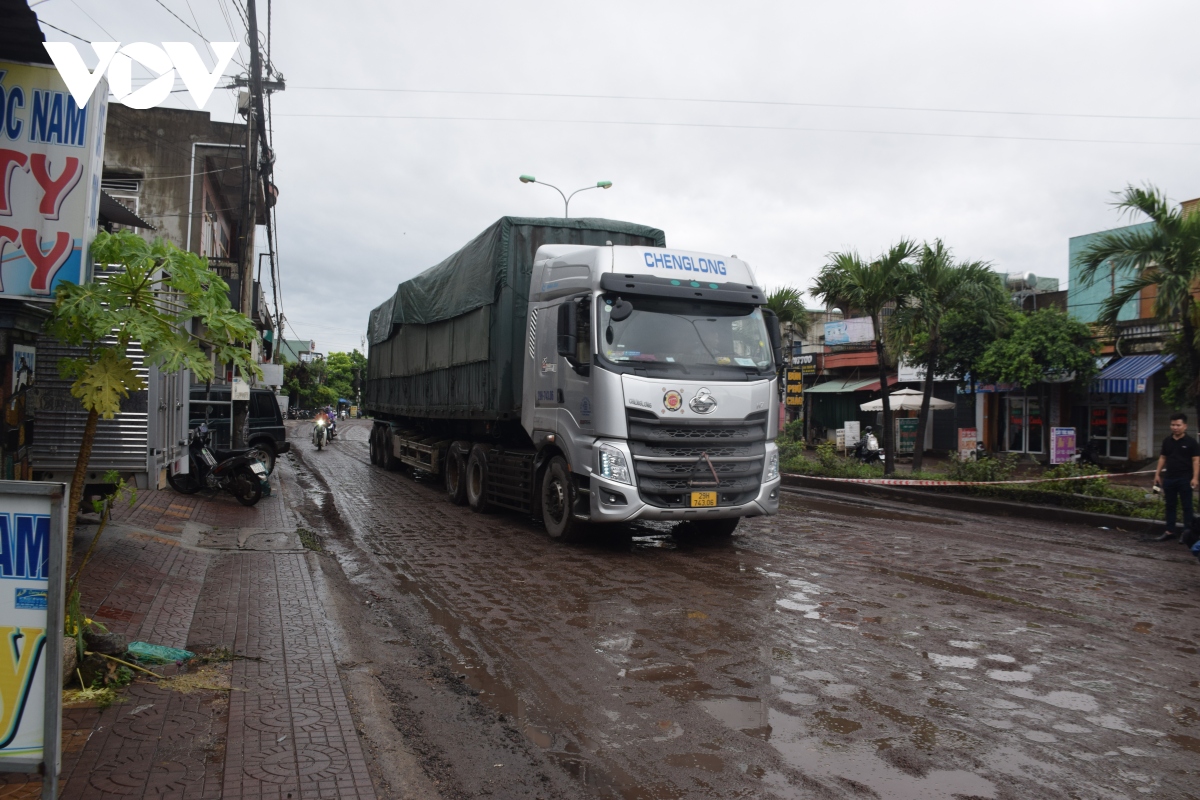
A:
785 469 1156 487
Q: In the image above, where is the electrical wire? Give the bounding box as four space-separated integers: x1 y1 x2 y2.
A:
67 0 115 39
152 0 248 71
287 86 1200 123
37 18 90 43
272 112 1200 148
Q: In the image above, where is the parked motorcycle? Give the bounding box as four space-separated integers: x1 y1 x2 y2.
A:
1074 439 1102 467
167 425 267 506
853 427 885 464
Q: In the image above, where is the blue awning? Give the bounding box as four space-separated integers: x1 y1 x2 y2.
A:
1090 354 1174 394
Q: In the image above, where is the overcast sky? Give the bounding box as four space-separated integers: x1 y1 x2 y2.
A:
31 0 1200 355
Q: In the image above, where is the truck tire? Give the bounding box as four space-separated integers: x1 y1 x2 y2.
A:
541 456 581 541
369 427 380 465
692 517 740 538
445 445 467 505
465 444 492 513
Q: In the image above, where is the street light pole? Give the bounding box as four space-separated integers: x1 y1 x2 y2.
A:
519 175 612 218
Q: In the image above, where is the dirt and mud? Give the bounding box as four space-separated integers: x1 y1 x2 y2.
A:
285 419 1200 799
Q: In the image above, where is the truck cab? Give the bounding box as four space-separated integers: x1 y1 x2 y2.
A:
522 245 783 537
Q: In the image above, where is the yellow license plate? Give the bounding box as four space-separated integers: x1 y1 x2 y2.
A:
690 491 717 507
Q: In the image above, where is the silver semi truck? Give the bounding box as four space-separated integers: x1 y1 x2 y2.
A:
366 216 783 539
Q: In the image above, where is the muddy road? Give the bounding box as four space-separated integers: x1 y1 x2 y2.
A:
285 419 1200 799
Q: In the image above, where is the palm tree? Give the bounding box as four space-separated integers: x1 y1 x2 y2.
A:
1076 185 1200 421
888 241 1007 472
811 241 918 474
766 286 811 366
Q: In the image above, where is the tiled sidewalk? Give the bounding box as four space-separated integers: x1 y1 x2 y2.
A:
1 471 377 799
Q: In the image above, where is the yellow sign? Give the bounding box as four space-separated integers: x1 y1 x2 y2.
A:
0 627 45 749
785 395 804 406
786 370 805 382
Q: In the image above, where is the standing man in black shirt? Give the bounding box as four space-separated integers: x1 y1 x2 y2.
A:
1153 412 1200 542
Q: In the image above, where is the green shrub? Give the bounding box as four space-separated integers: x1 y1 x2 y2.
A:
946 450 1019 483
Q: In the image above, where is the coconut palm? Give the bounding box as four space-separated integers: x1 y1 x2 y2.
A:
766 286 811 366
811 241 918 474
1076 185 1200 419
888 241 1007 472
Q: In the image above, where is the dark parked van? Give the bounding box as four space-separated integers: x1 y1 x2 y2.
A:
189 386 291 472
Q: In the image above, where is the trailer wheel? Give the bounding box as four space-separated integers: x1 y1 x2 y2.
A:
541 456 581 541
369 427 381 465
465 444 492 513
445 446 467 505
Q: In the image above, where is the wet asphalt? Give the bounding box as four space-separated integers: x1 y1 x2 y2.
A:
286 419 1200 799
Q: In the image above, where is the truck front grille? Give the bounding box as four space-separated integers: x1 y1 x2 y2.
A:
626 410 767 508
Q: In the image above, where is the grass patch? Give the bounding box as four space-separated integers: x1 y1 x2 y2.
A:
298 528 323 552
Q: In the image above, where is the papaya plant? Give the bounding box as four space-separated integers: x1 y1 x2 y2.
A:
46 230 261 567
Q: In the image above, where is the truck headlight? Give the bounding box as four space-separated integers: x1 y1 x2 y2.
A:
598 443 632 484
765 452 779 481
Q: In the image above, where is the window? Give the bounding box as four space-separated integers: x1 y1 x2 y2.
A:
251 392 278 421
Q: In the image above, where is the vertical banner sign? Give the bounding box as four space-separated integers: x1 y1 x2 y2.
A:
0 482 66 799
0 60 108 298
958 428 978 460
1051 427 1076 465
896 417 919 454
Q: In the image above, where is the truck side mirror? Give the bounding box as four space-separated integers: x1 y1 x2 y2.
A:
763 309 784 369
610 298 634 322
556 301 577 357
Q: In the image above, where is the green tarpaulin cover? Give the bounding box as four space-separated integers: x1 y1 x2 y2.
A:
368 216 666 345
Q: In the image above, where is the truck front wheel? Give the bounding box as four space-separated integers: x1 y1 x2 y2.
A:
445 446 467 505
466 445 491 513
542 456 581 541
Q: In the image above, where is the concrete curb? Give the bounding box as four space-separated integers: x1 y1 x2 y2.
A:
781 473 1162 533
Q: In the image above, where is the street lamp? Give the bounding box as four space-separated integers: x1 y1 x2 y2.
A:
519 175 612 218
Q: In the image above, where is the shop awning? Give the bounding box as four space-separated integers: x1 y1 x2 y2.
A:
1091 354 1174 394
801 381 878 395
805 376 898 394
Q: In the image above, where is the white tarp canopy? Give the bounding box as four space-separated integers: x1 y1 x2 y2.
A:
859 388 954 412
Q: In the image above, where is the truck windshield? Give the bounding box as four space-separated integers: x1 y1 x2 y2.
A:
597 295 774 374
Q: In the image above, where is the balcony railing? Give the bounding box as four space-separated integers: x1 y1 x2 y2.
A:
206 257 236 280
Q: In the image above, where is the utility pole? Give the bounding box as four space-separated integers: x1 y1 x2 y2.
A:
233 0 264 447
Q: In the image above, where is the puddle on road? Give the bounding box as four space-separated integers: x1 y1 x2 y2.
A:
785 495 960 526
873 567 1082 618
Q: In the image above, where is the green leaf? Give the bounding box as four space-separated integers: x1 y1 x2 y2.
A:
67 347 144 418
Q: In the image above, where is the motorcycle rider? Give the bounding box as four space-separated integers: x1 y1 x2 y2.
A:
855 426 882 463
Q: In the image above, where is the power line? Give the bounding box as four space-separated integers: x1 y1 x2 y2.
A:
272 113 1200 148
67 0 116 39
37 18 90 43
152 0 248 71
287 86 1200 123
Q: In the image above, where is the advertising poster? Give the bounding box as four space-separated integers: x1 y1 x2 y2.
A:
824 317 875 345
844 421 860 448
1051 427 1076 465
896 417 919 454
11 346 34 393
958 428 978 460
0 482 66 786
0 61 108 298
